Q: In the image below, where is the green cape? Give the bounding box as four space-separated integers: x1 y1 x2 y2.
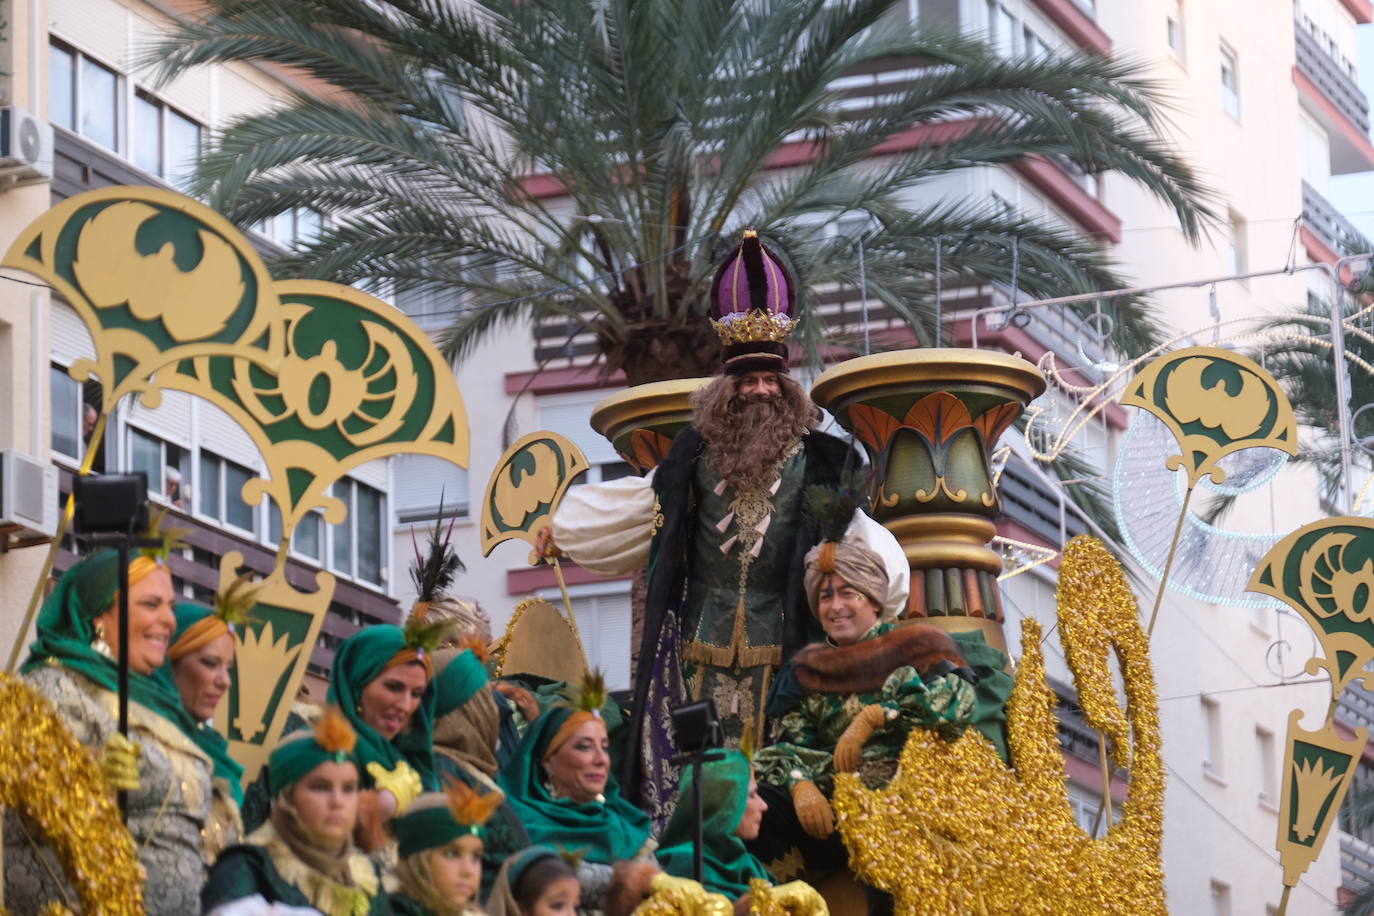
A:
22 551 245 803
326 625 440 791
497 705 651 864
656 750 772 898
168 601 247 803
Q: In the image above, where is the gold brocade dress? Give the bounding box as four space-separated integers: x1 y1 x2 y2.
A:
3 664 229 916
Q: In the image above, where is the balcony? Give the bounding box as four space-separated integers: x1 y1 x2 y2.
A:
1303 180 1374 261
1293 25 1374 175
1342 834 1374 898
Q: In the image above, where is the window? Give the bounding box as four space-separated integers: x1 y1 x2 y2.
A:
1257 726 1276 806
1219 43 1240 119
133 90 203 189
394 284 463 331
1166 1 1184 61
539 394 637 485
1225 212 1248 276
257 208 325 247
1022 25 1051 59
199 451 258 535
1202 696 1224 778
127 427 190 507
394 455 469 523
569 589 634 690
987 2 1018 57
331 478 387 586
50 365 82 459
268 502 324 561
49 41 120 151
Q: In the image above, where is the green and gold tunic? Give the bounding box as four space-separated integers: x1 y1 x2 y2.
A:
754 623 976 795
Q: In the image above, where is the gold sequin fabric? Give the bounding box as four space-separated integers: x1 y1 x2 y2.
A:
0 672 144 916
4 666 213 916
831 536 1165 915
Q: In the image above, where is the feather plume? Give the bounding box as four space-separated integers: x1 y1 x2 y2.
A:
457 631 491 664
139 506 192 563
442 773 503 828
561 667 609 715
403 612 459 655
801 468 870 545
555 845 588 870
408 493 465 604
315 705 357 755
215 571 260 629
739 725 756 763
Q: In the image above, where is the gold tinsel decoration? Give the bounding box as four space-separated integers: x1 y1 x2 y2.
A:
832 536 1165 915
0 673 145 915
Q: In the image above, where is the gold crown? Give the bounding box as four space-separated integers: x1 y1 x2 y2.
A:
710 310 797 346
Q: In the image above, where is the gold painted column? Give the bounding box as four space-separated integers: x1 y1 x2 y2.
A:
811 349 1045 652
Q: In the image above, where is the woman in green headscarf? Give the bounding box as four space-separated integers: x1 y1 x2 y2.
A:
167 587 254 860
3 549 222 916
498 672 654 908
655 750 773 900
202 706 389 916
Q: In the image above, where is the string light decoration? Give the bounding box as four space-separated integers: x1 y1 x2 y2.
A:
0 674 144 916
832 537 1164 915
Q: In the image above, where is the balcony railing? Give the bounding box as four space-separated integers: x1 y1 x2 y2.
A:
1295 24 1370 134
1342 833 1374 896
1303 180 1373 257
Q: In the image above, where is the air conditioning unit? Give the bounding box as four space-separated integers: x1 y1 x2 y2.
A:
0 107 54 184
0 449 59 539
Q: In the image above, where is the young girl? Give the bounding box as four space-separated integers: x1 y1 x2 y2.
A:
390 779 503 915
201 707 389 916
486 847 581 916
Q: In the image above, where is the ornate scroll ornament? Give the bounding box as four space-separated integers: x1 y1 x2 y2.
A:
1119 347 1297 488
832 537 1165 915
0 674 144 916
1275 711 1365 888
1248 517 1374 900
160 280 470 551
1 186 284 411
479 431 590 560
1249 518 1374 698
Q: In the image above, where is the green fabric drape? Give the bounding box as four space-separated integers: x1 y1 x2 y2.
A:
21 551 244 801
656 750 772 898
432 648 487 719
497 706 651 865
326 626 440 791
167 601 246 803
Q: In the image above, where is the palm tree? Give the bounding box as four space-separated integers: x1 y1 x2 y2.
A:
143 0 1217 387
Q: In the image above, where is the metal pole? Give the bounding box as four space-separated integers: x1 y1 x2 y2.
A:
1328 283 1354 512
858 237 870 356
934 236 943 347
115 537 130 821
692 755 704 883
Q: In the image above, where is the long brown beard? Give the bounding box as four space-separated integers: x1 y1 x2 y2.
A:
692 375 820 491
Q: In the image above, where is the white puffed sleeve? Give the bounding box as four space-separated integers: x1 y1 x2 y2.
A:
845 509 910 619
551 468 657 576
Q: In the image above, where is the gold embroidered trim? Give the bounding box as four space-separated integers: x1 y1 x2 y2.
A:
681 639 781 670
650 496 665 538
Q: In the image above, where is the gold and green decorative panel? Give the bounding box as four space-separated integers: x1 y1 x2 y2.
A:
480 430 590 559
1120 347 1297 488
1275 712 1365 888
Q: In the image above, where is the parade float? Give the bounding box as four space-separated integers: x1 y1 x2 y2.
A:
1 185 1372 915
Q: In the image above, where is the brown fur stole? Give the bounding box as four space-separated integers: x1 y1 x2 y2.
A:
791 623 967 695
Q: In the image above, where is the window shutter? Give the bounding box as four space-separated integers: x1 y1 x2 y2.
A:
394 455 469 521
538 399 619 466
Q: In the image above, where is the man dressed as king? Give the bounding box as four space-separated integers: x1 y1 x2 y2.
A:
541 231 906 820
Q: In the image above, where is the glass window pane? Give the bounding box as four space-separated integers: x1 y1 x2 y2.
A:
133 93 162 176
271 211 295 243
356 484 383 584
268 501 282 545
199 453 221 519
129 428 162 495
50 366 80 457
80 57 118 150
332 481 353 574
296 512 322 560
49 45 75 130
295 209 322 246
166 109 201 190
224 461 256 533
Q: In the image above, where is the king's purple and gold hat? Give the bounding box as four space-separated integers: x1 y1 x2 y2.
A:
709 230 797 375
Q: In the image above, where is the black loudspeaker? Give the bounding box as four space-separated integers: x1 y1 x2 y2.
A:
670 699 723 755
73 473 149 535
